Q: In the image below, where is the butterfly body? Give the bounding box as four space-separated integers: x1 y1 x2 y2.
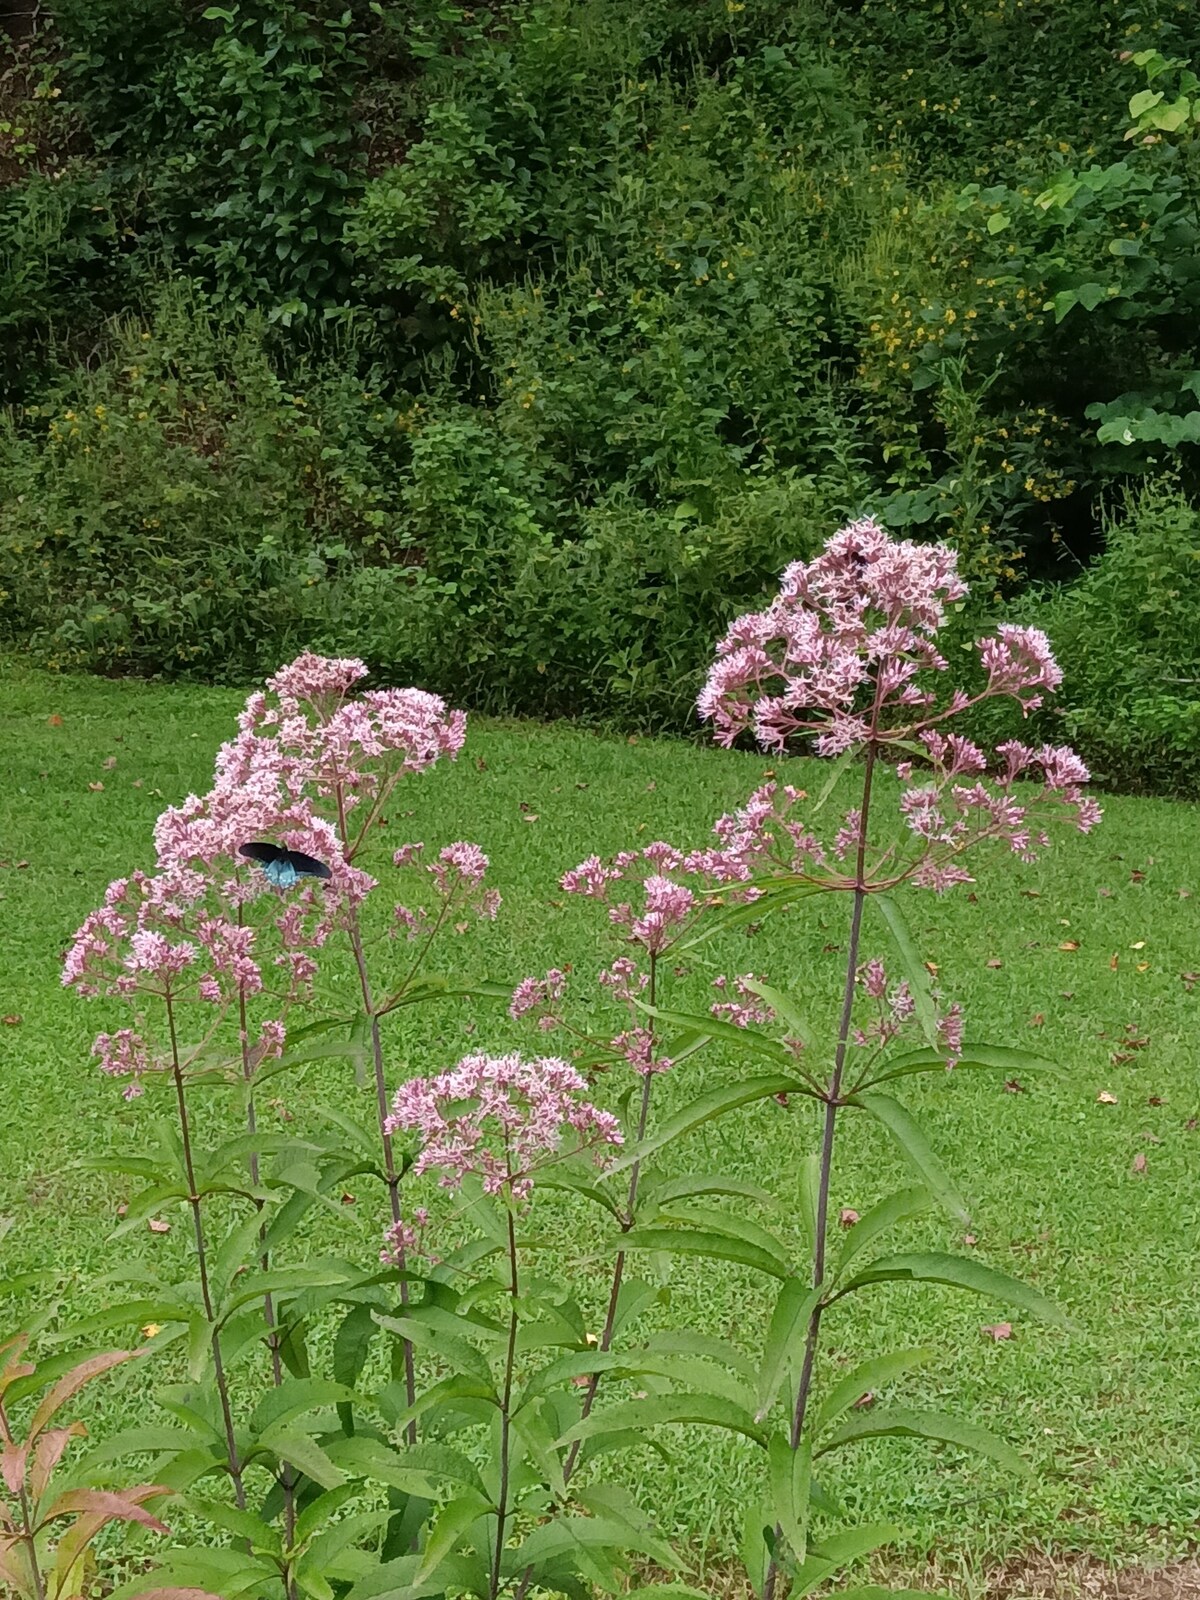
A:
239 841 331 889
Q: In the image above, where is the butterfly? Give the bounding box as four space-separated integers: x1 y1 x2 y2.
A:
239 841 332 891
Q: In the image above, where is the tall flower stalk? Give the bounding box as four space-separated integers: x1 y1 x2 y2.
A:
692 517 1100 1596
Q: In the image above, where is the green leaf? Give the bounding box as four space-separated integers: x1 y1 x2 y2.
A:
374 1312 495 1385
859 1042 1057 1089
986 211 1011 234
642 1175 777 1212
186 1494 283 1555
835 1186 933 1275
608 1075 809 1174
738 978 816 1051
814 1348 935 1434
850 1093 969 1224
796 1154 821 1260
325 1435 488 1499
621 1226 787 1280
256 1425 345 1489
818 1406 1028 1475
681 880 828 949
769 1433 812 1564
332 1301 378 1433
249 1378 358 1437
871 895 940 1047
636 1002 797 1068
757 1275 822 1421
790 1523 899 1598
840 1251 1074 1329
415 1491 493 1583
558 1391 767 1448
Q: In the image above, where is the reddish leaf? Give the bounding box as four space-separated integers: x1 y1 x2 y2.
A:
40 1484 169 1532
1 1016 21 1027
1 1442 26 1495
28 1351 135 1443
1147 1096 1165 1107
30 1423 86 1503
981 1322 1014 1342
1130 1152 1148 1176
1027 1013 1045 1027
1003 1079 1025 1094
148 1218 170 1234
1130 869 1147 883
838 1208 860 1228
47 714 63 727
852 1390 876 1409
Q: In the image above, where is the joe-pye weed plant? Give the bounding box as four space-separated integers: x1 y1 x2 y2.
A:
24 520 1099 1598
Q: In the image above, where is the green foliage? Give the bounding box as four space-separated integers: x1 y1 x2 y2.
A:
1033 482 1200 793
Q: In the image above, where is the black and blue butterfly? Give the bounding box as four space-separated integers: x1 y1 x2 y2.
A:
239 841 332 891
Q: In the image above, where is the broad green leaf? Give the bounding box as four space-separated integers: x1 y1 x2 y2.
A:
871 895 940 1047
621 1226 787 1280
835 1186 933 1275
332 1301 378 1432
558 1391 766 1448
608 1075 809 1174
818 1406 1028 1475
374 1312 495 1385
757 1276 822 1421
325 1435 488 1499
415 1491 492 1583
256 1425 345 1489
851 1093 969 1223
840 1251 1073 1328
249 1377 358 1437
769 1433 812 1564
814 1348 935 1434
654 1205 791 1273
791 1523 898 1598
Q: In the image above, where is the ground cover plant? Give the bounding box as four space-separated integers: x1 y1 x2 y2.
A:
2 524 1198 1598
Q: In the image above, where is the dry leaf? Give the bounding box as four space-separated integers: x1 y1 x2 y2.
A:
1147 1095 1165 1107
981 1322 1014 1342
1098 887 1113 898
1097 1091 1119 1105
1137 1131 1163 1146
839 1208 860 1228
47 714 63 727
1130 1152 1148 1176
1129 940 1146 951
924 961 939 976
1021 889 1041 899
103 755 118 770
88 781 104 792
454 921 470 934
963 1233 978 1247
340 1193 356 1206
986 958 1003 969
1028 1013 1045 1027
148 1218 170 1234
1003 1079 1025 1094
1059 940 1080 952
1180 972 1199 992
645 781 657 792
852 1391 876 1410
1137 962 1150 973
1060 991 1075 1000
1110 953 1120 971
1110 1052 1135 1066
1130 868 1147 882
131 779 143 789
475 757 488 772
1179 888 1193 900
116 1203 128 1218
522 813 540 824
1186 1118 1198 1132
1 1015 21 1027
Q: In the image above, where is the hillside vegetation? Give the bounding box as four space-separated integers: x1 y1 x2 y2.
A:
2 0 1200 787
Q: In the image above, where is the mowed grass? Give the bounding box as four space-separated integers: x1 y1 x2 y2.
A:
2 665 1199 1581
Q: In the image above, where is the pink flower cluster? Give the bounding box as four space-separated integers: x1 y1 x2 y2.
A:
561 842 701 955
852 957 963 1067
509 968 568 1029
385 1052 623 1201
390 842 502 940
711 973 776 1029
380 1208 430 1267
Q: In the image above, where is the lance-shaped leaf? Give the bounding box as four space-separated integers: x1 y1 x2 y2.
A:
757 1275 823 1421
817 1406 1029 1476
849 1093 969 1224
249 1378 360 1438
769 1433 812 1564
415 1490 493 1583
325 1435 489 1500
837 1251 1074 1329
680 879 830 950
859 1042 1059 1091
374 1313 495 1385
871 893 940 1047
621 1226 788 1281
813 1348 935 1434
608 1074 810 1175
790 1522 899 1598
834 1186 933 1276
557 1391 768 1449
739 977 817 1052
254 1426 345 1489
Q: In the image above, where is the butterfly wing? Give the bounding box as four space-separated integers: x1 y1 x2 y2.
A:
282 849 332 882
239 842 285 866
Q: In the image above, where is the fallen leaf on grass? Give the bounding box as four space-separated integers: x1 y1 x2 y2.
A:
454 921 470 934
1021 889 1041 899
923 961 939 976
103 755 117 770
1179 888 1193 900
1186 1118 1198 1132
1098 887 1113 899
87 782 104 792
1059 940 1080 952
1110 953 1120 971
1003 1079 1025 1093
963 1233 978 1247
1028 1013 1045 1027
1137 1131 1163 1146
131 779 143 789
986 958 1003 969
852 1391 876 1410
1137 962 1150 973
1147 1095 1165 1107
1130 941 1146 950
2 1015 21 1026
1130 1153 1148 1176
982 1323 1014 1342
1110 1053 1135 1066
522 813 539 824
148 1219 170 1234
1181 973 1199 992
1130 869 1147 883
47 714 62 727
838 1208 860 1228
1097 1091 1119 1105
1060 991 1075 1001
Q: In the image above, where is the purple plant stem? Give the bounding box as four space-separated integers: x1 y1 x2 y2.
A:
491 1199 522 1600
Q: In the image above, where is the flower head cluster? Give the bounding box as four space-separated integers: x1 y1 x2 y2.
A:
391 842 502 939
852 957 962 1068
711 973 776 1030
385 1052 622 1202
561 842 701 955
509 968 568 1029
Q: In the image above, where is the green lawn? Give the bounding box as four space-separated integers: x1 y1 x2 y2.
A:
2 666 1199 1583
